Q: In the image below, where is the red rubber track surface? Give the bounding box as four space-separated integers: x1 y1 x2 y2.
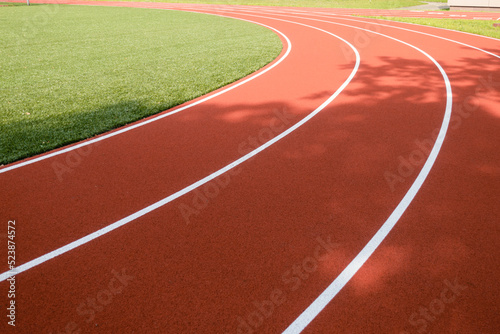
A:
1 2 499 334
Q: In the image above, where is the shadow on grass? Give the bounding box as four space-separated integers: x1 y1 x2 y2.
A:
0 100 166 165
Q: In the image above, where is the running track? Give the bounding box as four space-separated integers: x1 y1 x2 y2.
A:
1 2 500 333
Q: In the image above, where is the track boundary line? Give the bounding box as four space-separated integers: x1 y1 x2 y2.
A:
166 6 498 333
258 15 453 334
0 16 362 283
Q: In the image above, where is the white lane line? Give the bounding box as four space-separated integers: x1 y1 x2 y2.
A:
251 4 500 47
0 17 288 175
257 15 451 334
168 7 458 332
337 16 500 55
289 8 500 46
173 7 460 333
0 17 361 282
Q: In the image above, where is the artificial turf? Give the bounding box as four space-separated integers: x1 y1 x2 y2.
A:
0 5 282 165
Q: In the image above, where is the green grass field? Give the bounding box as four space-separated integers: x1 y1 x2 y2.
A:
0 5 282 165
367 16 500 40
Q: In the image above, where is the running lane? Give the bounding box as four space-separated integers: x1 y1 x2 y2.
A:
1 2 499 334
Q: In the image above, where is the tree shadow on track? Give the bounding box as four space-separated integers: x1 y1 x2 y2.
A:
7 54 500 334
295 55 500 333
165 54 500 333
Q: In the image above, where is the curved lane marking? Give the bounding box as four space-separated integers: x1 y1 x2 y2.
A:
261 14 453 334
138 7 463 333
0 14 361 283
